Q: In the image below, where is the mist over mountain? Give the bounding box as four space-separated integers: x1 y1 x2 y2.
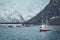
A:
0 0 49 23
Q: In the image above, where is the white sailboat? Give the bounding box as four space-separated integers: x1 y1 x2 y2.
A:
40 16 51 32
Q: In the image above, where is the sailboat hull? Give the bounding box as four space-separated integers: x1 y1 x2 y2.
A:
40 29 51 32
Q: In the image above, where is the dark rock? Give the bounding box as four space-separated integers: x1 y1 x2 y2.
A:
26 0 60 25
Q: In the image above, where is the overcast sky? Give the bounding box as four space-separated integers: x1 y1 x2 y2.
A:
0 0 50 21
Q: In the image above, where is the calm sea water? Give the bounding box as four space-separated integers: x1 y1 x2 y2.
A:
0 25 60 40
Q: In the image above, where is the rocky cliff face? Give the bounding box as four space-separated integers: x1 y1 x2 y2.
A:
26 0 60 25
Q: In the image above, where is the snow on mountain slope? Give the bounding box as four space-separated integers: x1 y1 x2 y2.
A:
0 8 25 23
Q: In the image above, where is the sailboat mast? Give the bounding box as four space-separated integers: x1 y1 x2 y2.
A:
46 13 49 25
41 12 44 25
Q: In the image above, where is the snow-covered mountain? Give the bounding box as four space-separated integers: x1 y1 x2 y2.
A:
0 8 25 23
